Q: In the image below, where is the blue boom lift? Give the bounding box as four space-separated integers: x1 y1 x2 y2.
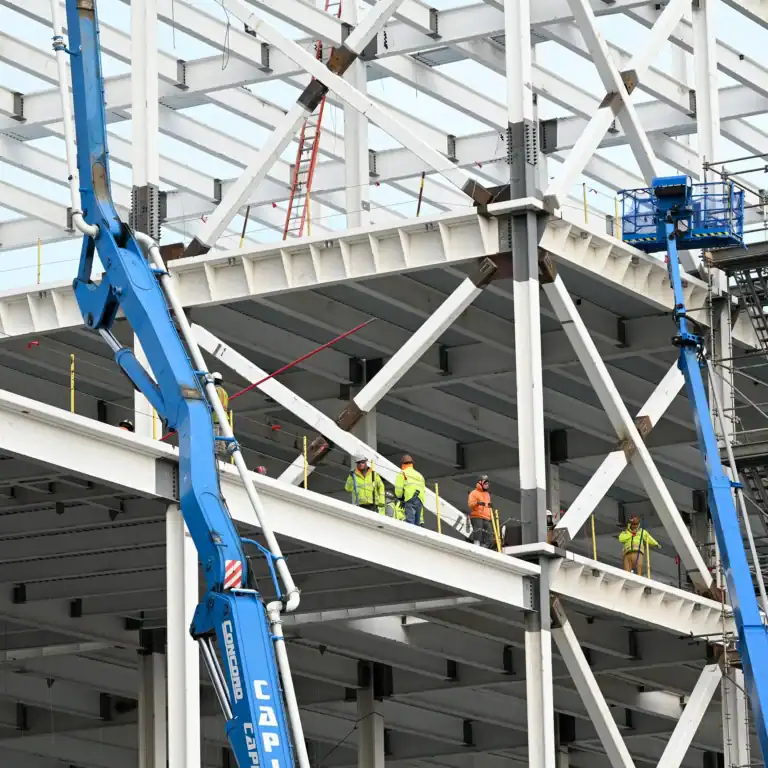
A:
621 176 768 761
52 2 309 766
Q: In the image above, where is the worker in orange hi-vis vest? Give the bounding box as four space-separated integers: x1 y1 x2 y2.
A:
467 475 494 548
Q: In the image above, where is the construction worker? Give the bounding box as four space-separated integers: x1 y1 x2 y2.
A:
619 515 661 574
468 475 494 548
212 372 229 457
119 419 134 433
383 489 406 521
344 455 385 513
394 454 425 526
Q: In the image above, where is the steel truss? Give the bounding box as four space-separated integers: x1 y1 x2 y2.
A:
0 0 765 766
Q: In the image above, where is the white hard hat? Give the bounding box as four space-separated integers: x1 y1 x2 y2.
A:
212 372 223 382
354 454 367 463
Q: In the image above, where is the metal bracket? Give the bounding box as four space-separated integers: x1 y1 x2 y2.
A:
11 92 24 122
129 183 162 242
175 60 189 90
428 8 439 38
260 43 272 72
368 149 378 178
447 134 457 162
539 119 558 155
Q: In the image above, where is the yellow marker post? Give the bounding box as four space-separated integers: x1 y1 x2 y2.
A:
583 183 589 223
646 539 651 578
306 197 311 238
591 514 597 560
494 509 502 552
229 410 235 464
435 483 442 534
614 197 621 239
70 354 75 413
37 239 41 284
303 436 308 489
152 410 157 440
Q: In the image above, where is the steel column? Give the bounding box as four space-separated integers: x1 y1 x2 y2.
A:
525 574 556 768
692 0 721 167
166 504 201 768
343 1 371 229
357 667 385 768
722 667 750 768
505 0 547 546
138 652 167 768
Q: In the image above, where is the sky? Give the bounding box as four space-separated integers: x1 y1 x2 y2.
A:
0 0 766 291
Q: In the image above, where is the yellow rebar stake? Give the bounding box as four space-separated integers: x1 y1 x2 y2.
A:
645 539 651 578
70 354 75 413
435 483 442 534
582 183 589 223
494 509 502 552
306 197 311 238
37 239 41 284
152 410 157 440
591 514 597 560
229 410 235 465
303 436 308 489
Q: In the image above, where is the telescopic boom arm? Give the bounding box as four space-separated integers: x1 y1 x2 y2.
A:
53 3 308 766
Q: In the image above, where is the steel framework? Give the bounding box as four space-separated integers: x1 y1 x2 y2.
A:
1 0 768 766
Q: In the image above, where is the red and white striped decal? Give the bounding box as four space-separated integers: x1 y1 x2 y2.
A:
224 559 243 590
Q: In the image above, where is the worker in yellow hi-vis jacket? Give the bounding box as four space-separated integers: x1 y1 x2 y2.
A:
619 515 661 574
394 454 426 526
344 455 385 513
212 372 229 457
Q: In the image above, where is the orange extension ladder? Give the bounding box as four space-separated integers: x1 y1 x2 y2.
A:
282 0 342 239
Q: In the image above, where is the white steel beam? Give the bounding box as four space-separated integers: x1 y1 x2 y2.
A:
551 598 636 768
538 255 712 590
0 203 758 350
186 0 490 255
543 0 688 208
185 0 408 254
184 100 309 253
191 323 469 533
554 362 685 545
542 547 734 638
564 0 658 182
0 386 539 607
656 664 721 768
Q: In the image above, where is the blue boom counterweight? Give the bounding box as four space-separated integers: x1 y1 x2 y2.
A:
620 175 768 763
54 3 307 767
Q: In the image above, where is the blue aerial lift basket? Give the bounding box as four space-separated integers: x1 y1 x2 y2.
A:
620 175 744 253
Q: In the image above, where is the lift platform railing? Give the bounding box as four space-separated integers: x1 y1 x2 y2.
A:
620 178 744 253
